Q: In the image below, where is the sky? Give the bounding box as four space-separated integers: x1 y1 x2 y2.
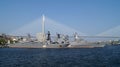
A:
0 0 120 36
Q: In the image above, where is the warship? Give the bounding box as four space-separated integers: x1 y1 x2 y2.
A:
9 15 108 48
9 15 69 48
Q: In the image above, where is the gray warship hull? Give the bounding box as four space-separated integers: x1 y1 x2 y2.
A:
9 42 69 48
68 41 106 48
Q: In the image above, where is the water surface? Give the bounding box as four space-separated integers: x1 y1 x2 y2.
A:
0 46 120 67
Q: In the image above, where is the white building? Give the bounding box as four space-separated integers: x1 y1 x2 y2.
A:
36 33 46 42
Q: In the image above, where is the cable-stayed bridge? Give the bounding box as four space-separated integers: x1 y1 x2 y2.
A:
77 36 120 38
10 15 120 40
